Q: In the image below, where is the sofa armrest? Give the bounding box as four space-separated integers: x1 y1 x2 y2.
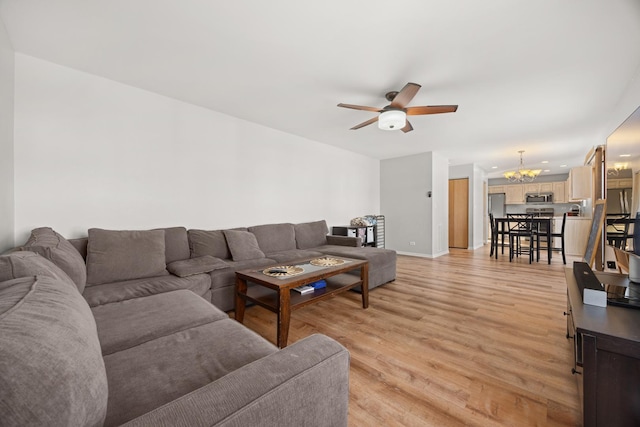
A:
326 235 362 247
122 334 350 427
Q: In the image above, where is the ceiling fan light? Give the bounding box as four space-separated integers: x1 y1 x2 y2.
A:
378 110 406 131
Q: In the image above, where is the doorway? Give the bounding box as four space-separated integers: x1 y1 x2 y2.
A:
449 178 469 248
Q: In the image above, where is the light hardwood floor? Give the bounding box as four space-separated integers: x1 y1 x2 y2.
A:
235 246 582 426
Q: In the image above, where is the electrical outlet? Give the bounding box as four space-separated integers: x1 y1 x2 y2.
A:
409 241 416 246
607 261 617 269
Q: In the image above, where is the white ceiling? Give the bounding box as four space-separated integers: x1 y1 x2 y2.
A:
2 0 640 177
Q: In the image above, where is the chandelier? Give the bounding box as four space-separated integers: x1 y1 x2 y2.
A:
503 150 542 183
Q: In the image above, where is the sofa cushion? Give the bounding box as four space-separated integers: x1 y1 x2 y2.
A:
223 230 266 261
69 237 89 260
155 226 190 263
102 318 277 426
0 251 77 290
167 255 228 277
86 229 168 285
189 228 243 260
248 223 297 254
82 273 211 307
266 249 325 263
294 220 329 249
20 227 87 292
92 290 228 355
0 275 108 427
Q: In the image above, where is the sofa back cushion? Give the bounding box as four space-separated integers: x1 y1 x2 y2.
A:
0 275 108 427
248 223 296 254
188 229 245 260
86 229 168 285
0 251 77 290
69 237 88 260
155 226 190 263
20 227 87 293
295 220 329 249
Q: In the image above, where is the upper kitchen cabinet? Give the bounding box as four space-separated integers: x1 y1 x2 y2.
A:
488 185 506 194
505 185 524 204
523 182 555 195
608 178 633 189
553 181 567 203
523 183 539 193
568 166 592 200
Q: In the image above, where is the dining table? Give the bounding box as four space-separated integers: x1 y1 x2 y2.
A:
492 216 553 264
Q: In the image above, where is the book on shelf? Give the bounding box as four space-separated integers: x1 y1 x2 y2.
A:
293 285 314 295
311 279 327 289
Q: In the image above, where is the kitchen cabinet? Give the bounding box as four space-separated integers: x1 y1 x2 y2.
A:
539 182 553 192
488 185 505 194
553 181 567 203
525 182 554 193
569 166 592 200
563 217 591 256
607 178 633 189
505 185 524 204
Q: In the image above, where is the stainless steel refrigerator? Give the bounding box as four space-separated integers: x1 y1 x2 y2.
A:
607 188 631 214
488 193 506 218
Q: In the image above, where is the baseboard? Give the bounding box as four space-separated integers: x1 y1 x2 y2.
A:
397 250 449 259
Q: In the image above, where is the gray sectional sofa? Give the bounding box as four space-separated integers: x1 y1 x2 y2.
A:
0 220 396 426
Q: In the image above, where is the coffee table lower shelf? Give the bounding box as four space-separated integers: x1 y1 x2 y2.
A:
246 273 362 311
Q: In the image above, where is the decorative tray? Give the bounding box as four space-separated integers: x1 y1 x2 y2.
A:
262 265 305 277
310 257 345 267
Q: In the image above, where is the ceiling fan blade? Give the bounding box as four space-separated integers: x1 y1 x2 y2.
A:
401 121 413 133
337 103 382 113
406 105 458 115
390 82 421 108
350 116 379 130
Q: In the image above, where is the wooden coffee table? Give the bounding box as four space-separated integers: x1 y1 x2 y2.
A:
234 256 369 348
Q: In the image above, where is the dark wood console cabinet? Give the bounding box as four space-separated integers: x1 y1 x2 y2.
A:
564 269 640 427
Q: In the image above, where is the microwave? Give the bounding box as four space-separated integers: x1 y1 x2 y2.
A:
525 192 553 203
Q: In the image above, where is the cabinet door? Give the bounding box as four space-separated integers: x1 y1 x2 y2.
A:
524 183 539 194
569 166 592 200
488 185 505 194
505 185 524 204
607 179 619 189
618 178 633 188
565 219 590 256
539 182 553 192
553 182 566 203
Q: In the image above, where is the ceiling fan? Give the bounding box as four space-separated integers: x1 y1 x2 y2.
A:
337 82 457 133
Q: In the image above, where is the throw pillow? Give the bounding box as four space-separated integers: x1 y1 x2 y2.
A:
294 220 329 249
223 230 266 261
166 255 229 277
86 229 168 285
21 227 87 293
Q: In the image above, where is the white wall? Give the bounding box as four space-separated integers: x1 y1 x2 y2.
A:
0 17 14 252
380 151 448 257
430 152 449 257
13 55 380 242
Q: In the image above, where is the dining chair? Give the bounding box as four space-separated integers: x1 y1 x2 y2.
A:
549 213 567 264
489 213 496 257
507 213 535 263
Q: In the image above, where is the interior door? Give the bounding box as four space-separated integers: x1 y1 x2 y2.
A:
449 178 469 248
